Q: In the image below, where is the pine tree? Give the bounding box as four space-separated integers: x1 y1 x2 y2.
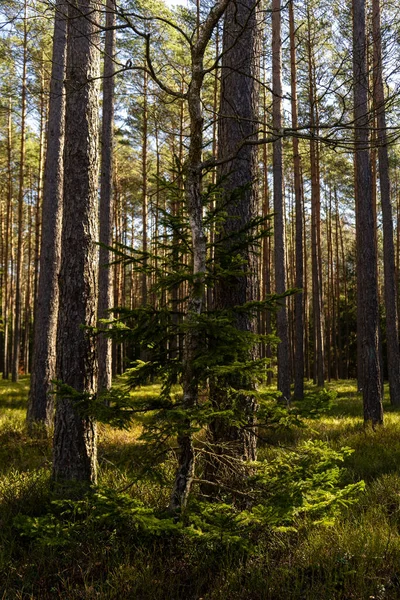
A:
53 0 100 483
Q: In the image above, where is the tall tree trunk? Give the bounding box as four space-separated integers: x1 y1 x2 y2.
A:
339 211 350 378
206 25 219 313
262 104 272 384
205 0 259 490
12 1 28 383
98 0 116 395
272 0 291 402
3 100 13 380
53 0 100 483
353 0 383 425
307 8 324 387
303 177 310 380
372 0 400 406
141 67 148 307
289 0 304 399
28 0 67 427
169 0 231 511
334 190 343 378
33 64 46 316
23 202 33 374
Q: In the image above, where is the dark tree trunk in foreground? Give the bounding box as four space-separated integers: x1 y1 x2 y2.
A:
98 0 116 395
272 0 291 402
205 0 259 489
372 0 400 407
353 0 383 425
28 0 67 427
53 0 100 483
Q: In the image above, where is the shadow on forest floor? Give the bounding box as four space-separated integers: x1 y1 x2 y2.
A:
2 375 400 599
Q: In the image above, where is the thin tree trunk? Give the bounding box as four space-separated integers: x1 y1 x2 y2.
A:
141 67 148 307
12 1 28 383
98 0 116 395
372 0 400 406
307 9 324 387
23 202 33 374
326 192 333 380
289 0 304 399
3 100 13 380
303 177 310 380
169 0 231 511
339 211 350 378
272 0 291 402
33 65 46 314
262 106 272 383
334 190 343 378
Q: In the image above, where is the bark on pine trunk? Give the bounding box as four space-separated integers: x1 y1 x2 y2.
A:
353 0 383 425
205 0 259 489
289 0 304 399
28 0 67 427
12 1 28 383
372 0 400 407
169 0 231 511
272 0 291 402
3 100 13 381
52 0 100 483
169 62 205 511
307 9 324 388
98 0 116 395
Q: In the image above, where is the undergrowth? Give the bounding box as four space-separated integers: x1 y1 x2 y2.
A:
1 377 400 599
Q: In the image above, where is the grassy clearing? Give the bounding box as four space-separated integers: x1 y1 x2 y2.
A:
2 377 400 598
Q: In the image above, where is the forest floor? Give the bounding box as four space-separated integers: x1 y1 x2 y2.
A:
2 377 400 599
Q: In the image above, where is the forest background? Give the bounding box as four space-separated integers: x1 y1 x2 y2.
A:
1 0 400 596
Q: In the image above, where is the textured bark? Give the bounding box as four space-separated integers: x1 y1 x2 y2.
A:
262 110 272 384
372 0 400 406
141 68 148 307
206 26 219 313
199 0 260 497
353 0 383 425
28 1 67 427
327 190 336 379
112 169 123 376
169 59 205 511
272 0 291 402
3 100 13 380
169 0 231 512
334 191 343 378
23 203 33 373
98 0 116 395
210 0 259 469
53 0 100 483
12 2 28 383
289 0 304 399
338 209 350 378
307 10 324 388
33 66 46 319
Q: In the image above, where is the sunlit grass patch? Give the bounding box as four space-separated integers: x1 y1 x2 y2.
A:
0 376 52 475
0 376 30 423
3 375 400 599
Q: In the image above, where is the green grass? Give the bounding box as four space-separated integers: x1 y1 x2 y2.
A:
2 377 400 598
